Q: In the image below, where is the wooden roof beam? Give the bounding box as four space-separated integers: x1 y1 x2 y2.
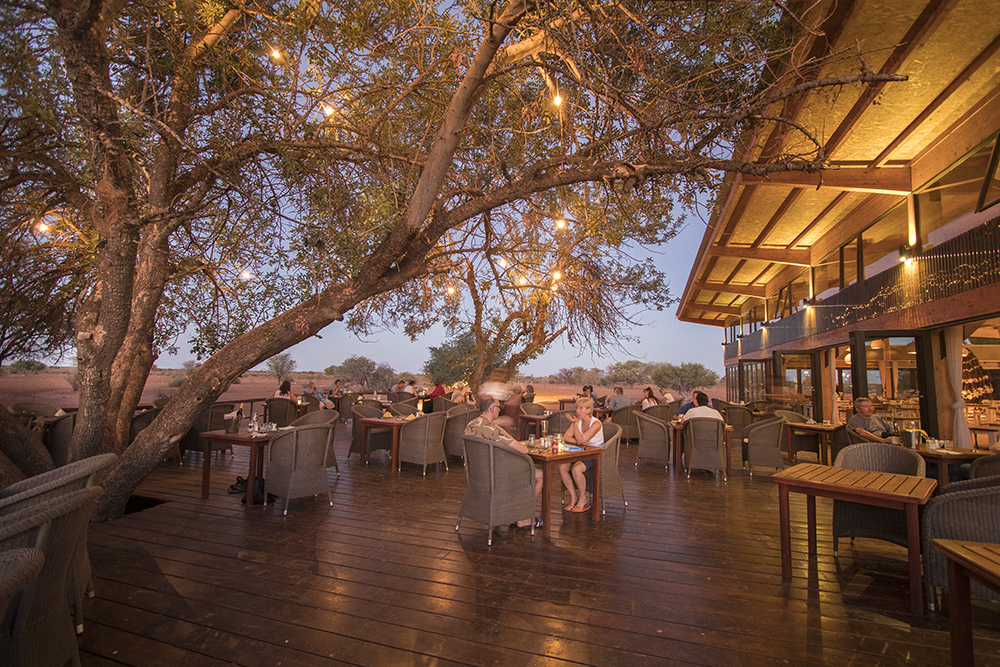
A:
678 315 729 328
740 167 911 195
692 281 767 299
708 246 811 266
689 304 744 316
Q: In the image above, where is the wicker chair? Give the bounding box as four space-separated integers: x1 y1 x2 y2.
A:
545 410 575 436
610 405 640 441
265 425 334 516
389 401 421 417
683 418 727 481
288 411 340 472
398 412 448 475
349 405 392 462
44 412 77 467
643 403 676 423
635 411 670 469
181 402 236 459
971 453 1000 479
831 443 925 556
921 475 1000 610
432 396 457 413
0 453 118 635
8 402 60 418
584 423 627 514
266 398 298 427
456 436 536 546
742 417 784 476
390 396 420 413
357 398 383 411
517 403 545 437
340 393 361 414
723 405 751 448
443 404 479 459
0 547 44 641
0 486 103 667
775 409 818 462
302 393 321 413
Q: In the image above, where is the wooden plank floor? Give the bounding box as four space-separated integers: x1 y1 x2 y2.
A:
79 428 1000 666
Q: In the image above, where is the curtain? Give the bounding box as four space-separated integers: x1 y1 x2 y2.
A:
944 325 972 448
826 348 840 424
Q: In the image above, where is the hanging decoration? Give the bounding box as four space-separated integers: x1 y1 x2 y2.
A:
962 349 994 402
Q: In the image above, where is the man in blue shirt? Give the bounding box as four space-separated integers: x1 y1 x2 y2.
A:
676 391 699 417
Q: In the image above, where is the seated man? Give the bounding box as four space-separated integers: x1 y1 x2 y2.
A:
847 397 894 442
606 387 631 411
465 397 543 529
681 391 723 421
676 391 699 417
303 380 334 409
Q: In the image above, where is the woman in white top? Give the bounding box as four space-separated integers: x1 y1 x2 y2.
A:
641 386 660 410
559 397 604 512
269 380 298 403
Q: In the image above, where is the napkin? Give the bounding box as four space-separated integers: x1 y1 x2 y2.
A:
382 410 393 418
404 413 417 420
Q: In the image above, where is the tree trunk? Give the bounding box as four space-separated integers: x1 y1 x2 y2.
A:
0 406 55 478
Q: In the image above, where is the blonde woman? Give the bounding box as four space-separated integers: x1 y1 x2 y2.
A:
559 397 604 512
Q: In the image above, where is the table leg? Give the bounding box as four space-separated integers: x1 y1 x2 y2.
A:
947 559 974 667
806 495 817 555
201 437 212 499
725 431 731 478
939 460 950 486
540 461 552 538
362 424 370 465
779 483 791 578
786 424 794 465
392 425 401 473
819 433 829 466
246 442 258 506
906 503 925 614
591 454 601 522
518 418 526 441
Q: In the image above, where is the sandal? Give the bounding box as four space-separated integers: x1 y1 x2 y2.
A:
569 504 591 513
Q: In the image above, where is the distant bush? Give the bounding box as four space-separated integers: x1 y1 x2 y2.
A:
9 359 46 375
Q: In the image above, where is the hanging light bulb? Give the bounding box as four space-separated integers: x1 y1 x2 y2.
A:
553 93 562 106
446 285 455 295
555 218 566 230
552 270 562 280
497 257 508 268
518 276 528 286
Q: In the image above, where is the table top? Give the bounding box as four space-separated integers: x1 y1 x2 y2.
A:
357 416 409 427
931 539 1000 588
913 446 991 461
969 424 1000 432
785 421 838 433
526 444 603 463
772 463 937 504
200 427 277 444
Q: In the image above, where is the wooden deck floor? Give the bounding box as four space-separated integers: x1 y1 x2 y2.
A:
79 428 1000 666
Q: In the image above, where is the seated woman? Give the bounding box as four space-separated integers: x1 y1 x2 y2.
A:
641 386 660 410
269 380 298 403
559 397 604 512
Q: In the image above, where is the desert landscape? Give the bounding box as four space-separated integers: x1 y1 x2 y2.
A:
0 367 726 411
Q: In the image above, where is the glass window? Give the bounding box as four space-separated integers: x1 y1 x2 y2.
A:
982 138 1000 210
862 203 908 279
789 270 810 312
813 249 839 301
917 136 997 248
842 237 858 287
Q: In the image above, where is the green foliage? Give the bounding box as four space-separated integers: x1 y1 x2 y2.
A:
8 359 46 375
604 361 650 388
651 363 720 397
554 366 605 387
265 353 296 380
422 332 505 385
333 355 394 389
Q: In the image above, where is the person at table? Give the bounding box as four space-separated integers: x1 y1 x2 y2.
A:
303 380 334 409
390 379 406 394
450 382 471 403
523 384 535 404
577 385 595 400
641 387 660 410
269 380 298 403
659 387 676 403
427 380 447 400
606 387 631 411
680 392 723 421
676 391 699 417
559 397 605 513
403 380 418 395
465 396 543 528
847 397 895 442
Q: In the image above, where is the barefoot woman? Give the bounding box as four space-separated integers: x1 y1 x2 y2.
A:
559 397 604 512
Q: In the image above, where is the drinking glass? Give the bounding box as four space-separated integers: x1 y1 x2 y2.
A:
540 420 548 438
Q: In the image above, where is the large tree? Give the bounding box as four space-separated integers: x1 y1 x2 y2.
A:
0 0 903 519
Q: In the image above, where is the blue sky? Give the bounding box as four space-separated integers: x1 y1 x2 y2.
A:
160 217 726 377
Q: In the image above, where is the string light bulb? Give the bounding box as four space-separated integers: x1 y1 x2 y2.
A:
553 93 562 106
497 257 508 268
35 221 50 233
552 270 562 280
555 218 566 230
518 276 528 286
446 285 456 295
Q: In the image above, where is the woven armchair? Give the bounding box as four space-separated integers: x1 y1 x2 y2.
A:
584 423 627 514
0 486 103 667
349 405 392 461
266 398 298 427
181 402 236 459
456 436 536 545
775 409 819 462
742 417 784 476
443 404 479 459
643 403 676 423
42 412 76 467
433 396 457 413
389 401 421 417
265 425 334 516
609 405 640 441
0 547 44 637
302 393 321 413
831 443 925 556
519 402 545 415
398 412 448 475
546 410 575 436
971 453 1000 479
723 405 751 447
291 410 339 427
921 475 1000 610
357 398 382 411
635 411 670 469
683 418 727 481
0 453 118 635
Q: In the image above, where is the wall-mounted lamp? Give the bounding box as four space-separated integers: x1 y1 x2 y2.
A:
898 245 914 264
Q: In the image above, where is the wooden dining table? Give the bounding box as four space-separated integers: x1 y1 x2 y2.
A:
527 444 602 538
784 421 838 465
772 463 937 614
517 413 551 440
931 539 1000 667
913 446 992 485
200 426 276 505
358 416 408 472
